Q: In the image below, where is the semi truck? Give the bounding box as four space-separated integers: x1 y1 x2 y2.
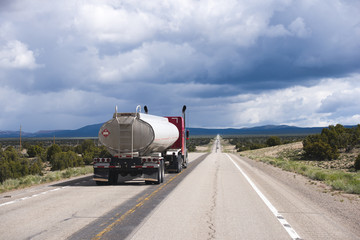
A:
93 105 189 185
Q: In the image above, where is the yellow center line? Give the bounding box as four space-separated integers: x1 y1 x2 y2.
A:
92 170 185 240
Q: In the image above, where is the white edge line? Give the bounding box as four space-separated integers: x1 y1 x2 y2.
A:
0 186 67 207
226 153 302 240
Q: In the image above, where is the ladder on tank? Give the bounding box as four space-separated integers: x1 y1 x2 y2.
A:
115 106 141 159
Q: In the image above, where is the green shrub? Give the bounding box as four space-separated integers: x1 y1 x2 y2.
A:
51 151 83 171
27 145 44 158
355 154 360 171
266 136 281 146
303 135 339 160
0 147 42 183
47 144 61 161
303 124 360 160
250 143 267 150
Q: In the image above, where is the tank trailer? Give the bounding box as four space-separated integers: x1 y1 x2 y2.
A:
93 105 189 185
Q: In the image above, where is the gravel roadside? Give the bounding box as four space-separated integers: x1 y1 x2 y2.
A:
237 153 360 238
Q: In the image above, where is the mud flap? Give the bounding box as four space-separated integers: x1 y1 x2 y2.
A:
143 168 158 182
94 168 109 182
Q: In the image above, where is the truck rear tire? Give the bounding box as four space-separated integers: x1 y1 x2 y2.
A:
155 162 163 184
176 155 183 173
154 164 162 184
160 160 165 183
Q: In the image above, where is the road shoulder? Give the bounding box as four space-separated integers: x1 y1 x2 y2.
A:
231 153 360 239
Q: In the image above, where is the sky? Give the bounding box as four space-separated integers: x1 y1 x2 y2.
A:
0 0 360 132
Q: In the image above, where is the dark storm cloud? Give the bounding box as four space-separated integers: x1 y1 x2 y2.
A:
3 0 360 91
0 0 360 131
0 0 15 11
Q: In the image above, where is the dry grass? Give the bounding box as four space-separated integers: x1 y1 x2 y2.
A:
239 142 360 194
195 138 214 152
221 138 237 153
241 142 358 172
0 166 93 193
195 145 211 152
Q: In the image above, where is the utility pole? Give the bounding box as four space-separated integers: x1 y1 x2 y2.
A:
19 125 22 152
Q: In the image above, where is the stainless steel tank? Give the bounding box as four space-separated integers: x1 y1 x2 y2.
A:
98 112 179 156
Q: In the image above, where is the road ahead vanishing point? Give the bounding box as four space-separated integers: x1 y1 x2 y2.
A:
1 135 359 240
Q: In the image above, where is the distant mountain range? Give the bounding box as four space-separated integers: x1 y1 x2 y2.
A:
0 123 331 138
0 123 103 138
188 125 326 136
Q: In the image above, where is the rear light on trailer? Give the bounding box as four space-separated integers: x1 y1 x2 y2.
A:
140 157 160 164
93 158 111 163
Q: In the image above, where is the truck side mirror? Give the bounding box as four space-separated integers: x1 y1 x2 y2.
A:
186 130 189 140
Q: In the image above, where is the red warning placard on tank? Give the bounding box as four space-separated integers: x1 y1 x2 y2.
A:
102 129 110 137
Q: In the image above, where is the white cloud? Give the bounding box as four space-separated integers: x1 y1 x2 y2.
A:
264 24 290 37
94 41 204 83
227 75 360 128
318 86 360 120
70 0 294 49
0 40 40 69
288 17 310 38
73 3 163 45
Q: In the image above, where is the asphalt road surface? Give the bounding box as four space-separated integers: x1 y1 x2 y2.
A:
1 136 359 240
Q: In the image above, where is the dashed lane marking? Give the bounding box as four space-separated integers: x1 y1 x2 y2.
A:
0 186 68 207
226 153 302 240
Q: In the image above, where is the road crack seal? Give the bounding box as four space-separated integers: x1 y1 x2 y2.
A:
207 158 219 240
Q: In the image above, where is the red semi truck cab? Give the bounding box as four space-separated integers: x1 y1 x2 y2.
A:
166 117 185 153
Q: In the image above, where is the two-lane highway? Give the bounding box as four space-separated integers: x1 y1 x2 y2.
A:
128 136 300 240
1 136 359 239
